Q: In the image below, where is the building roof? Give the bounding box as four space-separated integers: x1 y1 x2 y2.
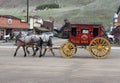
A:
0 15 20 20
0 15 29 29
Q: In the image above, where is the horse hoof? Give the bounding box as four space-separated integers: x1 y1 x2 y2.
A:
39 55 42 57
24 55 27 57
13 54 16 57
32 53 36 56
32 55 35 57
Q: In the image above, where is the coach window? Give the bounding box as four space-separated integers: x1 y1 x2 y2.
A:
71 27 76 37
81 29 89 34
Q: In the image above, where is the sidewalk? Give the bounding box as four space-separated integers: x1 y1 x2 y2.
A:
0 40 15 46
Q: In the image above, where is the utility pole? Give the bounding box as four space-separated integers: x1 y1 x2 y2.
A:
27 0 29 23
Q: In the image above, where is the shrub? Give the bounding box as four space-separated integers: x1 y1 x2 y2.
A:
36 3 59 10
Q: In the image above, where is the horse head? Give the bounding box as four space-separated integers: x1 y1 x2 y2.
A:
14 31 28 42
15 32 22 40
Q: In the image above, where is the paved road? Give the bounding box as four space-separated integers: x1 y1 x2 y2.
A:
0 38 120 83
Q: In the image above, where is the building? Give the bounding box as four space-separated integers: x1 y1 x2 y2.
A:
29 16 54 34
29 16 43 30
0 15 29 39
113 6 120 27
113 13 120 27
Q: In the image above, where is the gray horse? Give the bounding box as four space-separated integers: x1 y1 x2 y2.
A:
14 31 43 57
40 33 55 56
31 33 55 57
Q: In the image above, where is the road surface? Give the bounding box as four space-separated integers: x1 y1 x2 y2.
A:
0 38 120 83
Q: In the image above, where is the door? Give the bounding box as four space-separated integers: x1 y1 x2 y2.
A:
69 27 78 44
6 29 12 35
6 29 12 39
80 28 89 44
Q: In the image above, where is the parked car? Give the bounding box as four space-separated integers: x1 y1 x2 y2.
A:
3 34 10 42
41 32 54 37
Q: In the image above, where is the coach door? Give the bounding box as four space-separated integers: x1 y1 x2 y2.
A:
80 28 89 44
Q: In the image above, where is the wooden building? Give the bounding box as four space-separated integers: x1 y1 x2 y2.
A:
29 16 54 34
0 15 29 39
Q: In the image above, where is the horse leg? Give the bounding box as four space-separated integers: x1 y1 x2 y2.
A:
39 46 43 57
31 46 35 56
42 47 47 57
26 46 30 55
50 48 55 56
22 46 27 57
33 47 39 56
48 38 55 56
14 46 20 57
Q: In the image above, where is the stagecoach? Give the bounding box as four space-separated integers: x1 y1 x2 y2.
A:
60 23 111 59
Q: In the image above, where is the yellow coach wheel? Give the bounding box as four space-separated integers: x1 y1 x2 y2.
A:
89 37 111 59
60 42 77 58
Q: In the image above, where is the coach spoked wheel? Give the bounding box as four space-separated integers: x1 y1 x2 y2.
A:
60 42 77 58
89 37 111 59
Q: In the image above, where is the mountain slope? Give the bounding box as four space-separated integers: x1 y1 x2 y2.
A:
0 0 120 29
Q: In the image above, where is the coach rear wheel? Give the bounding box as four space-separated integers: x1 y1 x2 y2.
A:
89 37 111 59
60 42 77 58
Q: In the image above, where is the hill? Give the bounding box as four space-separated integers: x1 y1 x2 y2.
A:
0 0 120 30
